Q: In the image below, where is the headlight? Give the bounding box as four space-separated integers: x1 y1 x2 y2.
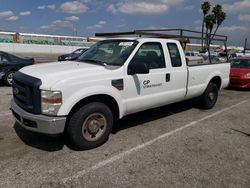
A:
65 56 72 60
41 90 62 115
245 73 250 78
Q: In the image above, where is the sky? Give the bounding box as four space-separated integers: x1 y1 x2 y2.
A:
0 0 249 46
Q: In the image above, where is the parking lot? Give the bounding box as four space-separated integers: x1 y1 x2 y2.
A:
0 86 249 187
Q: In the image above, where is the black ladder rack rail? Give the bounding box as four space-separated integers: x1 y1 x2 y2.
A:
95 29 229 62
95 29 227 43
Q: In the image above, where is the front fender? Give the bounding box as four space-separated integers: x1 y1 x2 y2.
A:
0 71 5 80
57 85 125 118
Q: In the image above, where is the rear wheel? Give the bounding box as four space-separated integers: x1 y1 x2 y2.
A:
4 71 16 86
199 83 218 109
67 102 113 149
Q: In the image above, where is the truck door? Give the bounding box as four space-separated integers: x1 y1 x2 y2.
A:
124 42 186 115
164 42 187 101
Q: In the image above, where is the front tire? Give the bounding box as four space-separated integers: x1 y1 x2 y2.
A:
4 71 16 86
199 83 218 109
67 102 113 149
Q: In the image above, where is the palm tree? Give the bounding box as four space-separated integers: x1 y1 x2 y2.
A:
211 5 226 41
213 4 222 20
206 14 216 44
205 14 216 63
201 1 211 51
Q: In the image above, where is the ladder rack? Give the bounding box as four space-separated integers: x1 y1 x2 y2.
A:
95 29 227 43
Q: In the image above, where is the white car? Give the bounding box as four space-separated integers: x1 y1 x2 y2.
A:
11 37 230 149
185 51 201 57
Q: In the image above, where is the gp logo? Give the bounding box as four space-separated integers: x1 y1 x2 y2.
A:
143 80 150 85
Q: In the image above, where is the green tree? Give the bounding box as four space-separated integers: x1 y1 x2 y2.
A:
200 1 226 55
204 14 216 62
201 1 211 50
211 5 226 41
205 14 216 47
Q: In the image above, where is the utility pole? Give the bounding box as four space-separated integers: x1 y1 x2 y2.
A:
72 23 77 36
243 38 247 55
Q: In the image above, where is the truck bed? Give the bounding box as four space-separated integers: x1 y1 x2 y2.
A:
186 62 230 99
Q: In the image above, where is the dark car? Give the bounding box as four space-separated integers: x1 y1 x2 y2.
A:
58 48 88 61
0 51 34 86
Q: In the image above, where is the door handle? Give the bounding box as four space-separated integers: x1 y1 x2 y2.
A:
166 73 170 82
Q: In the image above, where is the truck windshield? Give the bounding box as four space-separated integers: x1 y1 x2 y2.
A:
78 40 138 66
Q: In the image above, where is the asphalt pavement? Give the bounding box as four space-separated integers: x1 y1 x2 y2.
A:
0 86 249 188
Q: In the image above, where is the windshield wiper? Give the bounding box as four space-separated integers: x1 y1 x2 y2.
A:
79 59 107 66
107 63 121 66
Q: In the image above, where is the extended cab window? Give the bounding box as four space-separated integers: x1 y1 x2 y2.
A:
167 43 182 67
130 42 165 69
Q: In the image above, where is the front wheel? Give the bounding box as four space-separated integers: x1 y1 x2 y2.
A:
67 102 113 149
4 71 16 86
199 83 218 109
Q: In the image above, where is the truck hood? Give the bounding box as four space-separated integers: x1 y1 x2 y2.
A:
230 68 250 77
20 61 112 89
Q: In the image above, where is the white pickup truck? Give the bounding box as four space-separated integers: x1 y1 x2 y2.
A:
11 36 230 149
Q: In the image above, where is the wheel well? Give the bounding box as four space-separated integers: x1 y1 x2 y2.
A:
209 76 222 89
67 94 120 126
5 69 18 75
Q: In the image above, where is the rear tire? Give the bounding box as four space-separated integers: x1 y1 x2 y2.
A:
199 83 218 109
4 71 16 86
67 102 113 149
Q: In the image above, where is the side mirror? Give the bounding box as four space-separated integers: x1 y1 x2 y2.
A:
128 63 149 75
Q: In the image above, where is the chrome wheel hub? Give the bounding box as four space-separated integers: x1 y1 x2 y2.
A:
82 113 107 141
7 73 13 85
209 92 215 101
88 120 101 134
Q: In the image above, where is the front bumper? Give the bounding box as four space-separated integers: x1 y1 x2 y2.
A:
230 78 250 88
11 100 66 134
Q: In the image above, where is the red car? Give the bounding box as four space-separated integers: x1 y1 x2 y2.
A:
230 57 250 88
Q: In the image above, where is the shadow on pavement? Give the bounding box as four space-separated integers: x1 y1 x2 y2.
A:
14 122 83 151
14 99 199 152
112 99 197 134
14 122 66 151
226 86 250 92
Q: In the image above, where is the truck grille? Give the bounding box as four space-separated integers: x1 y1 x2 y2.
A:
13 72 42 114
